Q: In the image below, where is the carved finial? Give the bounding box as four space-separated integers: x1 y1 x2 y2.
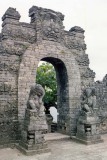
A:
29 5 64 23
2 7 21 21
69 26 85 33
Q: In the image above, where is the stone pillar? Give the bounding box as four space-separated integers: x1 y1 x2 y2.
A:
74 113 103 144
2 7 20 40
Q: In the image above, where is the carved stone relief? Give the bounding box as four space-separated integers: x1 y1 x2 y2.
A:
81 68 95 78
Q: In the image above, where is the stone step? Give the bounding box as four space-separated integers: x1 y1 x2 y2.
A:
44 132 70 142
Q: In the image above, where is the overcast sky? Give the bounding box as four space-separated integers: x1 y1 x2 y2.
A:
0 0 107 81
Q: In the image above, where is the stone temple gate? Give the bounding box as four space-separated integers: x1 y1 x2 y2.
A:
0 6 96 146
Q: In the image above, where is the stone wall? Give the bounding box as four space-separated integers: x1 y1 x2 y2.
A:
94 75 107 134
0 6 94 145
0 44 19 145
64 26 95 87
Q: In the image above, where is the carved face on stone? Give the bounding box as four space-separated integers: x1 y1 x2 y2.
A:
43 25 60 41
30 84 45 98
42 12 64 42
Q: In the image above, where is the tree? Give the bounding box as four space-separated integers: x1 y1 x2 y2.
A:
36 62 57 110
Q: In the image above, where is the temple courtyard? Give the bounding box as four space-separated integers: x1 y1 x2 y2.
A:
0 133 107 160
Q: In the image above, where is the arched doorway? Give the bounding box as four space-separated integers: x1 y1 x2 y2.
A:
36 57 69 134
18 41 81 136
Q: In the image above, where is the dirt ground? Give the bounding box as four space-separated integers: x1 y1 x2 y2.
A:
0 133 107 160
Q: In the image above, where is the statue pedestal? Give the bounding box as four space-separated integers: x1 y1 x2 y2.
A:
17 109 50 155
71 113 103 145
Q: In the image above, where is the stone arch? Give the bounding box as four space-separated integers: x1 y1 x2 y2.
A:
40 57 69 132
18 41 81 134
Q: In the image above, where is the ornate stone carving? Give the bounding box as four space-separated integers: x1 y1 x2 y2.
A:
64 26 86 51
29 6 64 42
66 39 86 51
1 7 36 43
27 84 45 114
2 41 29 55
43 25 61 41
2 7 20 21
80 87 97 114
81 68 95 78
23 84 48 132
103 74 107 86
29 6 64 23
69 26 85 33
42 13 64 42
76 54 89 66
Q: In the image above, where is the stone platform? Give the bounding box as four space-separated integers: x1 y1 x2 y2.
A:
1 133 107 160
44 132 70 141
71 135 103 145
16 142 50 156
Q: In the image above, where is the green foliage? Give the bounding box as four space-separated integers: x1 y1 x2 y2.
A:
36 62 57 108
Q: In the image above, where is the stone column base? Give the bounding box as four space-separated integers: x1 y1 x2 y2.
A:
16 142 51 156
71 136 103 145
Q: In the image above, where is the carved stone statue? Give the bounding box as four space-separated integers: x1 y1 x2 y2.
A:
81 87 96 114
18 84 49 155
25 84 47 131
27 84 45 116
72 86 103 145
